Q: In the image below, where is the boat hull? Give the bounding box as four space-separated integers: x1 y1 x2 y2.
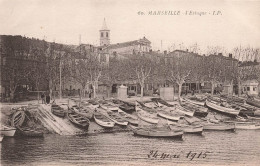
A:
11 110 26 127
183 126 203 134
51 105 66 118
136 107 159 124
235 123 260 130
176 106 194 117
194 111 208 118
184 98 205 106
0 126 16 137
68 113 90 130
94 115 115 128
157 111 180 121
133 128 183 138
246 99 260 108
118 109 138 125
205 100 240 116
17 127 44 137
203 124 235 131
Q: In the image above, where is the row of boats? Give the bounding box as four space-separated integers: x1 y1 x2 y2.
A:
50 95 260 139
1 95 259 141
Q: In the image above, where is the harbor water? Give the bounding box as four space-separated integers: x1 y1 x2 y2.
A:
1 130 260 166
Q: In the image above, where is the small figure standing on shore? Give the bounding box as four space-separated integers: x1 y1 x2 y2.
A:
46 94 51 104
89 89 92 99
41 93 45 104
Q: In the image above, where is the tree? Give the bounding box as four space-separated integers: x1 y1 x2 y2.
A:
124 53 155 99
102 53 126 98
166 51 195 100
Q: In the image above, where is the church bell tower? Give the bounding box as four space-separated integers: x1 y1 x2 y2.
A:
100 18 110 46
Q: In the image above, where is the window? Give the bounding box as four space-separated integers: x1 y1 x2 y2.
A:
106 32 108 37
247 87 250 91
253 87 257 91
244 87 246 91
101 32 103 37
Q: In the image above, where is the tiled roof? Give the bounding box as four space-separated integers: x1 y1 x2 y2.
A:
100 37 151 50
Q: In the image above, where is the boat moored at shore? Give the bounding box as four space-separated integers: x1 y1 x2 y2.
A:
205 99 240 116
133 126 183 138
0 125 17 137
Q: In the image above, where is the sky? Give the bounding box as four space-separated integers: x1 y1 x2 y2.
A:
0 0 260 54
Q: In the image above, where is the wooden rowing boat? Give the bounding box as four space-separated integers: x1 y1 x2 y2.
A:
246 98 260 108
11 110 26 127
100 103 119 111
234 122 260 130
17 127 44 137
68 112 90 130
94 112 115 128
181 100 208 117
133 126 183 138
71 105 94 119
51 104 66 118
136 107 159 124
106 111 128 126
157 110 181 121
205 99 240 116
203 123 235 131
118 109 138 125
0 125 16 137
169 124 203 134
136 101 158 114
175 105 194 117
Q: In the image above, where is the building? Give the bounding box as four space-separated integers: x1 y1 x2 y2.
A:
238 61 260 96
98 19 151 55
241 79 259 96
99 18 110 46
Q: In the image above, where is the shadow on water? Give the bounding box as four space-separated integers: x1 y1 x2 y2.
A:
1 130 260 165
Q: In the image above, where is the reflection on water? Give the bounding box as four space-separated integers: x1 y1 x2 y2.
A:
1 130 260 165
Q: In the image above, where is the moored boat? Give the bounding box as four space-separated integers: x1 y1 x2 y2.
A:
11 110 26 127
169 124 203 134
175 105 194 117
68 112 90 130
17 127 44 137
157 110 181 121
106 111 128 126
71 105 94 119
205 99 240 116
233 122 260 130
133 126 183 138
203 123 235 131
136 101 158 114
100 103 119 111
246 98 260 108
0 125 16 137
181 100 208 117
118 109 138 125
94 112 115 128
51 104 66 118
136 107 159 124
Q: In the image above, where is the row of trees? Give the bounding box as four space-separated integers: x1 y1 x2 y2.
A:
1 35 260 102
